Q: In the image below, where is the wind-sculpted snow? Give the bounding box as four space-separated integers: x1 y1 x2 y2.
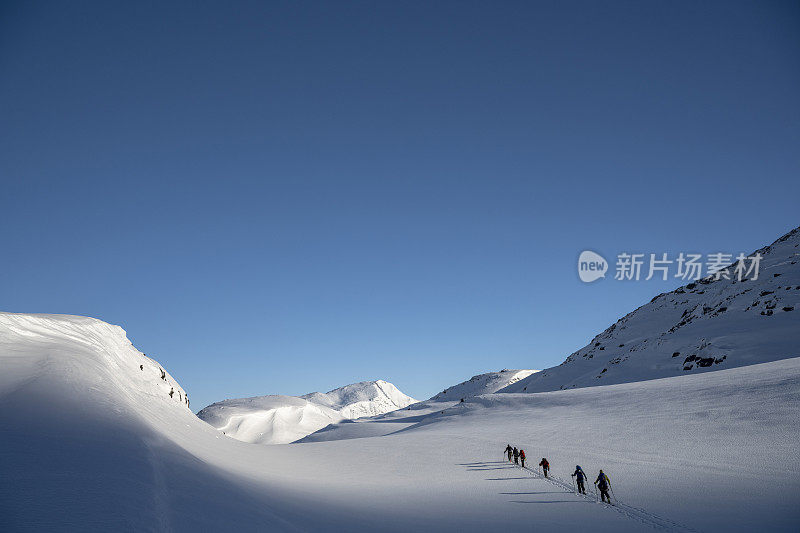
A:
198 380 416 444
0 312 190 412
0 312 301 531
503 226 800 394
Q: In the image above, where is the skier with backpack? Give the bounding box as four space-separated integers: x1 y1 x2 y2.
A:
505 444 513 461
571 465 587 494
519 449 526 468
513 447 520 465
539 458 550 477
595 470 612 503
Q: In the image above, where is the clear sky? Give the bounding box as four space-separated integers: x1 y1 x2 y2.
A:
1 1 798 410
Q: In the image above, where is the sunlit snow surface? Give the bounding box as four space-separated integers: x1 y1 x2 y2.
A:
1 311 798 531
197 380 417 444
428 369 538 400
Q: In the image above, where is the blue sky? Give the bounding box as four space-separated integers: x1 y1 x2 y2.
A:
1 1 798 409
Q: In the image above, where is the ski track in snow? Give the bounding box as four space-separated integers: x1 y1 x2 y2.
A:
503 462 697 532
144 437 174 533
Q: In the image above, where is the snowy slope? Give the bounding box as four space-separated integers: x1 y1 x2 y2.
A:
298 359 800 531
428 369 538 401
296 399 451 443
297 371 538 443
1 311 799 531
0 312 297 531
503 226 800 394
393 357 800 532
197 380 416 444
0 312 190 412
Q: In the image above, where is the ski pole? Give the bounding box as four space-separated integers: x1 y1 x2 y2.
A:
610 485 617 504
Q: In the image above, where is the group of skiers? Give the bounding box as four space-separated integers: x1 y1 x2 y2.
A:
503 445 613 504
505 444 527 467
505 445 550 476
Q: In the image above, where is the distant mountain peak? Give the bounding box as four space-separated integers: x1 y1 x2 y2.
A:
302 379 417 419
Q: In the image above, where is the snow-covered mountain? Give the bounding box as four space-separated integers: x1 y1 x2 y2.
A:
302 380 417 419
502 226 800 394
197 380 416 444
428 369 538 401
195 395 344 445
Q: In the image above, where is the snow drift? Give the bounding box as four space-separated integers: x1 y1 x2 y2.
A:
0 312 190 412
0 312 302 531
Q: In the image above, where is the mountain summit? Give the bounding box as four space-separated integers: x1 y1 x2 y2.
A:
302 380 417 419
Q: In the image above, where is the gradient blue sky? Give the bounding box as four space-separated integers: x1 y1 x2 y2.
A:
1 1 798 409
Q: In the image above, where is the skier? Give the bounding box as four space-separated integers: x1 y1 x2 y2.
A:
539 458 550 477
571 465 587 494
505 444 513 461
519 449 526 468
595 470 612 503
513 447 520 465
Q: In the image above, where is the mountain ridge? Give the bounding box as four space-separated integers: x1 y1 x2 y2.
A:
429 369 538 401
501 225 800 394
